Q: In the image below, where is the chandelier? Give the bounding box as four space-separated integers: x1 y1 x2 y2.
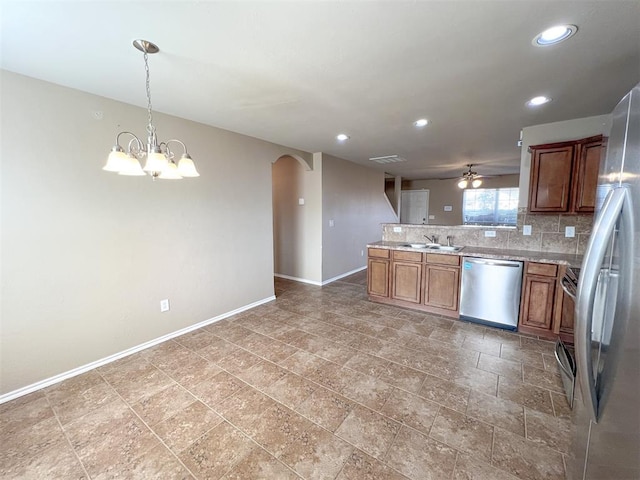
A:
103 40 199 180
457 164 482 189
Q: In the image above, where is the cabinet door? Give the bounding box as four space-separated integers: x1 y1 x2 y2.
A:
367 258 389 297
391 261 422 304
520 275 556 331
423 265 459 311
571 139 603 213
528 145 574 212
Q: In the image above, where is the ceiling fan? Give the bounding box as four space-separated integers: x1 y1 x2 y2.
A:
457 164 483 189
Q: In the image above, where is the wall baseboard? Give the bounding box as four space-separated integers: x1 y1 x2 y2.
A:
0 295 276 405
275 265 366 287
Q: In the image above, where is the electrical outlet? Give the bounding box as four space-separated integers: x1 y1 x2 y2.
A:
484 230 496 238
565 226 576 238
361 250 364 256
393 226 402 233
523 225 532 236
428 215 435 220
298 198 305 205
444 205 453 212
160 299 170 312
329 219 335 227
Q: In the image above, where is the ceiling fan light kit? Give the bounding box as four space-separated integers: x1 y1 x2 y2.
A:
103 40 199 180
458 164 482 189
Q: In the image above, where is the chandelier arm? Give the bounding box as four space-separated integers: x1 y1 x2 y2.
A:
115 131 141 148
166 139 189 156
126 136 144 156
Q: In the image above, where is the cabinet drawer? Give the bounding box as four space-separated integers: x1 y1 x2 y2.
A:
393 250 423 262
526 262 558 277
426 253 460 266
368 248 390 259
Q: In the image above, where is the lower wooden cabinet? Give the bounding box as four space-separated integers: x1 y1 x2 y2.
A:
423 264 459 311
518 262 574 342
367 248 460 317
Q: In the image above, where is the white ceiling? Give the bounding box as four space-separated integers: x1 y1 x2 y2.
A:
1 1 639 180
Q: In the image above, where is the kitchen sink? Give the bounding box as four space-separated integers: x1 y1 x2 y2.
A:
402 244 464 252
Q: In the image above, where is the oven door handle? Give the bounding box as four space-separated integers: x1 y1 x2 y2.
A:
561 276 576 300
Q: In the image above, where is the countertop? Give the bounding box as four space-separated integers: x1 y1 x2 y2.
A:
367 241 583 267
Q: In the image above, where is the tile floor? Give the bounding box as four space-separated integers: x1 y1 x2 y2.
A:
0 272 572 479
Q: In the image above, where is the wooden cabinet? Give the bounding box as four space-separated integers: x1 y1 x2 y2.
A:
528 135 603 214
367 248 390 298
519 262 558 335
390 250 422 304
366 248 460 318
423 254 460 314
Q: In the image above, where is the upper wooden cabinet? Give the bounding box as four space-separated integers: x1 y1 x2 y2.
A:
528 135 603 214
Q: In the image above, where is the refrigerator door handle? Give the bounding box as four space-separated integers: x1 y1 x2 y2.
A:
576 186 628 422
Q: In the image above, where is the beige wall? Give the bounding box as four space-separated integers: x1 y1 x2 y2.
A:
518 114 611 207
402 175 520 225
322 154 397 281
0 71 310 396
272 155 323 283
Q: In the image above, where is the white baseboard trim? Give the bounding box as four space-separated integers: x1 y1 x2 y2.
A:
321 265 366 285
0 295 276 405
274 273 323 286
275 265 366 287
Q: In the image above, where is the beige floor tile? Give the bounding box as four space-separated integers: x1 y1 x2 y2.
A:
263 373 317 409
525 408 574 454
344 351 390 377
178 421 256 480
551 391 573 419
164 357 224 390
377 362 426 393
492 427 566 480
214 348 263 375
497 376 555 416
429 327 468 346
0 396 54 435
385 425 458 480
0 438 87 479
0 417 67 471
477 353 522 380
341 373 395 410
151 401 224 453
336 448 409 480
429 407 493 463
418 374 470 412
174 328 217 351
523 364 564 393
131 383 195 426
295 386 354 432
380 388 439 435
335 405 401 460
214 386 279 433
466 389 525 436
0 390 46 415
500 344 545 370
190 371 247 407
452 453 519 480
94 443 193 480
461 337 502 356
104 361 174 403
220 447 300 479
235 360 288 390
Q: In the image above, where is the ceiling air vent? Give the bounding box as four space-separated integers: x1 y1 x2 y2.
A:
369 155 407 164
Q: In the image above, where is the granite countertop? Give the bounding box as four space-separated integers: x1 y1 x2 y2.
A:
367 241 583 267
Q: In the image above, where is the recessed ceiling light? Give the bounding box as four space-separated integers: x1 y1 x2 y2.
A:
527 96 552 107
533 24 578 46
336 133 350 141
414 118 429 127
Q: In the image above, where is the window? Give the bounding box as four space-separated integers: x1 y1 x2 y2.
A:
463 188 519 226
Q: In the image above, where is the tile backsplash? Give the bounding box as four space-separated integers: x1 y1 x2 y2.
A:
381 208 593 255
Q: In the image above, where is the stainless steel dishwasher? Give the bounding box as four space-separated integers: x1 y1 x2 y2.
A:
459 257 523 331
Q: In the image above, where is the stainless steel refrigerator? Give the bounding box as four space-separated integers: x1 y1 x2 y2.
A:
570 82 640 479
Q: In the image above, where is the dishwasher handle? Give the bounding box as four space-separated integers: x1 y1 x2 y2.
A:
463 258 522 268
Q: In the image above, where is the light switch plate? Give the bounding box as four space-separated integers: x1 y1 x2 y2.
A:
565 226 576 238
393 226 402 233
329 219 335 227
160 299 170 312
523 225 532 236
444 205 453 212
484 230 496 238
298 198 305 205
428 215 435 220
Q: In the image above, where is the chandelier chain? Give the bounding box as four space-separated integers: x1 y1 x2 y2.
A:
144 51 155 135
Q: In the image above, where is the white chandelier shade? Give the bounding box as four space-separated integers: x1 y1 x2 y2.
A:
103 40 199 180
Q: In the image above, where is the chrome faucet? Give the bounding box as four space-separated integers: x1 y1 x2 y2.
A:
424 234 438 244
447 235 453 247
